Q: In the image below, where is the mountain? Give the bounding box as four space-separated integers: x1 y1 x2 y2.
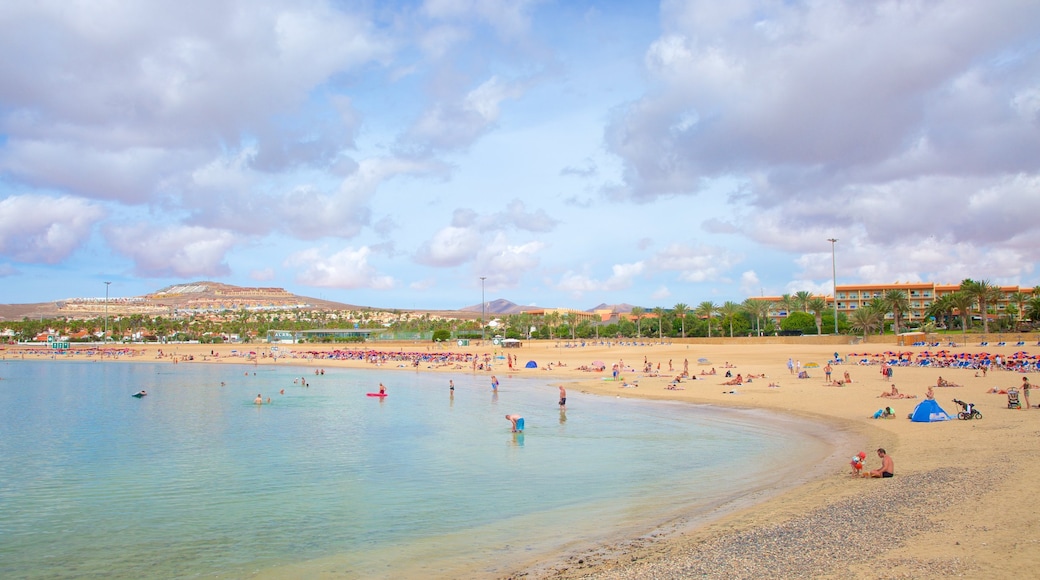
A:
0 281 367 321
587 303 639 313
459 299 528 315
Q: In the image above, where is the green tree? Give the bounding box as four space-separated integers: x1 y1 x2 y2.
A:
960 279 1002 335
694 301 717 338
866 298 888 334
883 289 910 336
673 303 689 338
742 298 772 337
631 307 645 338
795 290 813 312
779 311 816 334
849 308 883 340
948 291 975 342
653 307 666 340
716 301 740 337
925 294 955 330
807 296 829 335
777 294 798 317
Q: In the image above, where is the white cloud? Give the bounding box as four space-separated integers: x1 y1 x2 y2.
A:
0 195 105 263
649 242 740 283
105 224 236 277
287 245 395 289
415 226 481 267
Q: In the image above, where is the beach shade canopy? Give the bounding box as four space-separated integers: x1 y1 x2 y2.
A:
909 399 951 422
591 360 605 369
525 360 538 368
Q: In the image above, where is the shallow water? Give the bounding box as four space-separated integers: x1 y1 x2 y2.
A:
0 360 834 578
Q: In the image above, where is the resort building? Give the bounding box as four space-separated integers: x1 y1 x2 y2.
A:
753 282 1037 326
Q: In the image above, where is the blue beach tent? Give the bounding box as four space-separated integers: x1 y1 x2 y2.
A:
525 360 538 368
908 399 951 422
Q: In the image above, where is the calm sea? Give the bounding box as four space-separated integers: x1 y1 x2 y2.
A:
0 359 836 579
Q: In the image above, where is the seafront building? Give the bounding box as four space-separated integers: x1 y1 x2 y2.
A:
755 282 1037 326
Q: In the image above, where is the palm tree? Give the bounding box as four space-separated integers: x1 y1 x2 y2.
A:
694 301 717 338
807 296 829 335
795 290 813 312
883 289 910 336
777 294 798 318
741 298 770 336
653 307 666 340
544 311 560 340
849 308 883 340
631 307 645 338
1026 296 1040 323
1008 291 1028 325
718 301 741 337
925 294 955 330
673 303 689 338
948 291 975 342
960 279 1002 335
866 298 888 334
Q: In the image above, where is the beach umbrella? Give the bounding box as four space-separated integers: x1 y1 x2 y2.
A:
591 360 605 368
805 362 819 368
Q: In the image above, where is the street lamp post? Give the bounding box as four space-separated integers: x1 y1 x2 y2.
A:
104 281 111 344
827 239 838 334
480 276 487 343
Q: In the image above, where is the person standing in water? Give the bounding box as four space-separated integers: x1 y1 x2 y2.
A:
558 385 567 410
254 394 263 405
378 383 386 395
505 414 524 432
491 376 499 392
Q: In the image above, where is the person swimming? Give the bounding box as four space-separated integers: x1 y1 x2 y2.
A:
132 390 147 398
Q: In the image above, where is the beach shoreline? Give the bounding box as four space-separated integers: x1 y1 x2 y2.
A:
4 338 1038 578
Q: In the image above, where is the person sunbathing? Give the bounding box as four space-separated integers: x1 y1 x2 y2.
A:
936 376 962 388
843 371 853 383
880 385 916 399
722 374 743 386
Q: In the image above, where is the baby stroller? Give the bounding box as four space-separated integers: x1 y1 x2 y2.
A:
1007 387 1021 410
952 398 982 420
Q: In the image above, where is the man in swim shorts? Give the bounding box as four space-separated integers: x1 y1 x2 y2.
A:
865 448 894 478
505 414 523 432
558 385 566 410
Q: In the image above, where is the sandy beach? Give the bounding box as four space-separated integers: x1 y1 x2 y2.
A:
5 337 1039 579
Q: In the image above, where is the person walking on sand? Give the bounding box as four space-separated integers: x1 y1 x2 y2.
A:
1022 377 1031 410
824 363 832 382
558 385 567 410
865 448 894 478
787 358 794 374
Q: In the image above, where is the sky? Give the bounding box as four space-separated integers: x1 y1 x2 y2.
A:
1 1 1039 311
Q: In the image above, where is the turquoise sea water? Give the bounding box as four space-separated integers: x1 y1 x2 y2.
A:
0 360 835 578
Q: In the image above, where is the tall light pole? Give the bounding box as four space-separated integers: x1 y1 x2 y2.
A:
480 276 487 343
104 281 111 344
827 239 838 334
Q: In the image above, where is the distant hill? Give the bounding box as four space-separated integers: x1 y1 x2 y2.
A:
587 303 639 313
460 298 528 315
0 281 367 321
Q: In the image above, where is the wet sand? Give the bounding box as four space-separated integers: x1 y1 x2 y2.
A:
6 337 1039 578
